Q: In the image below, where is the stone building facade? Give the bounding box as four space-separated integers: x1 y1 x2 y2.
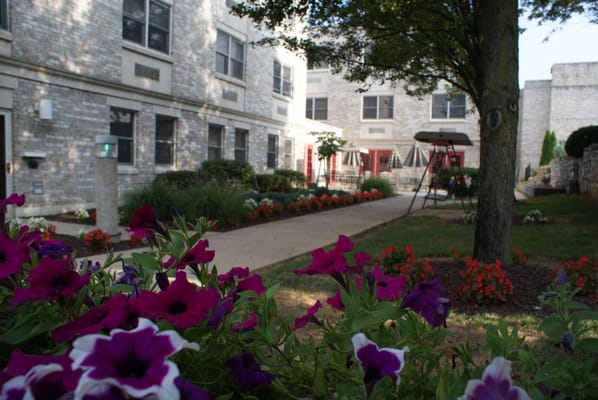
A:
517 61 598 180
306 67 481 180
0 0 340 216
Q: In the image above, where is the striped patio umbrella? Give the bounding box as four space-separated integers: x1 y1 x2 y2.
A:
403 143 429 167
387 149 403 169
342 146 363 167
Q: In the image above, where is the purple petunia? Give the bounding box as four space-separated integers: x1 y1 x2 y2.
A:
225 351 274 392
293 300 322 330
38 239 73 258
127 203 167 241
136 271 220 329
403 278 451 327
0 193 25 226
12 256 90 305
458 357 531 400
373 265 407 301
326 290 345 312
163 239 215 270
352 333 409 395
294 235 354 276
51 293 139 343
0 230 31 279
70 318 199 400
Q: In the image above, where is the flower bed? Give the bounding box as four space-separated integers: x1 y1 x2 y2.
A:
0 194 596 399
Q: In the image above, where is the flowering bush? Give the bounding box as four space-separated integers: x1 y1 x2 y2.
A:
10 217 56 240
74 208 90 222
556 256 598 298
459 258 514 304
377 245 434 289
522 208 549 224
83 228 111 251
511 248 528 265
0 194 596 399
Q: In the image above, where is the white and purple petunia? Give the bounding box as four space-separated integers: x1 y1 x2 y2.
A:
458 357 531 400
69 318 199 400
351 333 409 391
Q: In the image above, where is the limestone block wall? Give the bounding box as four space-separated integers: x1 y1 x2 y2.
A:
549 144 598 196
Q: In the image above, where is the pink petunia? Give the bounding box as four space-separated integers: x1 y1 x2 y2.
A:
137 271 220 328
295 235 354 275
293 300 322 330
13 256 90 305
373 265 407 301
163 239 215 270
0 231 31 279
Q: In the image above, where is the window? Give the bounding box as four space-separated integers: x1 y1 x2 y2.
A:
284 139 293 169
267 134 278 169
208 124 224 160
307 60 329 70
234 128 248 162
110 108 135 165
155 115 175 165
273 60 292 97
0 0 8 30
306 97 328 120
123 0 171 54
216 29 244 80
362 95 393 119
431 93 466 119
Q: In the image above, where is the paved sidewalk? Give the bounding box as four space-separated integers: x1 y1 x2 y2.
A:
54 192 428 274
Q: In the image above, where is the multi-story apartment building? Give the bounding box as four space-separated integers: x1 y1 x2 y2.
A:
0 0 340 216
518 61 598 179
306 65 481 182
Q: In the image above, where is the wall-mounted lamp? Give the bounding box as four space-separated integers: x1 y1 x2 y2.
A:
35 99 53 120
22 151 48 169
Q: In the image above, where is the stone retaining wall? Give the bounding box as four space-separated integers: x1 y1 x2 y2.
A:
548 144 598 196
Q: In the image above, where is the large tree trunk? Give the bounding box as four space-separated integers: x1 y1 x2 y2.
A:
472 0 519 266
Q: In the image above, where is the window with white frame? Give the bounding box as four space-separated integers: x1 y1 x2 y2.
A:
306 97 328 120
267 134 278 169
273 60 292 97
208 124 224 160
0 0 8 30
431 93 466 119
216 29 244 80
283 139 293 169
362 95 394 119
110 108 136 165
123 0 171 54
234 128 248 162
155 115 175 165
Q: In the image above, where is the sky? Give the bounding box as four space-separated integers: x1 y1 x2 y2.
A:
519 13 598 87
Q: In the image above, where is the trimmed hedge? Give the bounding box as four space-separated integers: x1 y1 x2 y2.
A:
198 159 255 186
565 125 598 159
359 177 394 197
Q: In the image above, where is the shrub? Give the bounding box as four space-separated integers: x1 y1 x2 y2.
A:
539 130 557 166
198 159 255 186
155 170 200 190
254 174 293 193
564 125 598 158
359 177 394 197
121 180 178 223
176 182 247 227
273 169 306 188
84 228 110 251
459 258 514 304
377 245 434 290
557 256 598 298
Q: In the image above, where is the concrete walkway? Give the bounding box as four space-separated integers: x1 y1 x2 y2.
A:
53 192 432 274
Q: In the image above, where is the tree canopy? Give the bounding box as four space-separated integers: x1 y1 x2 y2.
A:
232 0 592 264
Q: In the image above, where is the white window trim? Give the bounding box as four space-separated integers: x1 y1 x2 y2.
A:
109 107 137 167
361 95 394 121
215 29 246 81
430 93 467 121
306 97 328 120
122 0 172 55
273 59 293 98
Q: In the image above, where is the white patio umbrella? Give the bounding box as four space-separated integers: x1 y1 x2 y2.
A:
403 143 428 167
342 146 363 167
387 148 403 169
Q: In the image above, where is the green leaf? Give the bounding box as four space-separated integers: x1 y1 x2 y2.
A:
577 338 598 354
131 252 162 272
538 315 568 342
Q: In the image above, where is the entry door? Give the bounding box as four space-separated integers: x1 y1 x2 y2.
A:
0 115 5 200
305 144 313 183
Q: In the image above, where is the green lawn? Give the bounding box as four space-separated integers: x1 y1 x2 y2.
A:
260 194 598 286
